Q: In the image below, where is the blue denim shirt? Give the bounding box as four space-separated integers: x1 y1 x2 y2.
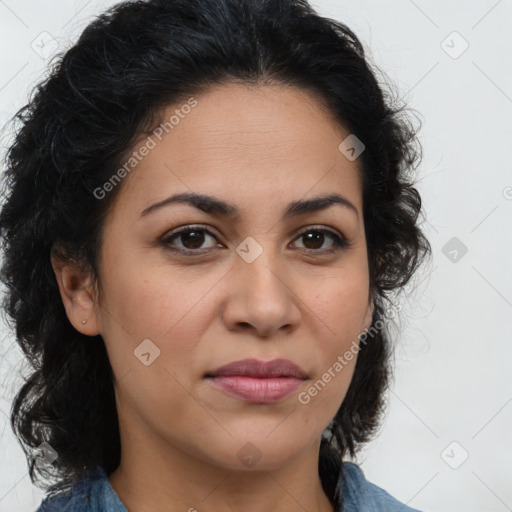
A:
35 462 422 511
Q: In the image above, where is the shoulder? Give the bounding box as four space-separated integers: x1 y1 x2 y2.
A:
339 461 424 512
34 466 127 512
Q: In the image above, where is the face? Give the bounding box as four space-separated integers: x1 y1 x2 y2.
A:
74 82 373 471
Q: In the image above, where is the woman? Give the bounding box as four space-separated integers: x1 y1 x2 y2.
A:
0 0 431 510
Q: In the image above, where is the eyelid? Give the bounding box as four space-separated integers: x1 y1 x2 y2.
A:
290 225 349 251
293 224 344 239
159 223 349 254
160 223 221 249
163 223 219 238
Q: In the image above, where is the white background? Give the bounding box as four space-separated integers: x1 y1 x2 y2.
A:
1 1 511 511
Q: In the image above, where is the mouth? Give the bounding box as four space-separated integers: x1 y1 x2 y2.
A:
204 358 308 403
205 358 308 379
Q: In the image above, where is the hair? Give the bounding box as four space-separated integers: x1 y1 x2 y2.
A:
0 0 431 509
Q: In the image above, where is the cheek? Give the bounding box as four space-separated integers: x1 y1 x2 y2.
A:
98 253 226 391
298 347 358 432
308 271 370 341
98 262 212 428
101 251 216 341
302 271 368 409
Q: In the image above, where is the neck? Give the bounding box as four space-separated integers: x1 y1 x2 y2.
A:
108 434 336 512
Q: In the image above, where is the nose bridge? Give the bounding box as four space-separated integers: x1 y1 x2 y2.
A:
223 235 300 335
236 235 287 302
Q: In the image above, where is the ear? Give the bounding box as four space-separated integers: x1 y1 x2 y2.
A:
50 247 101 336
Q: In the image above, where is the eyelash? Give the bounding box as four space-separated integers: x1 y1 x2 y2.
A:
159 224 350 255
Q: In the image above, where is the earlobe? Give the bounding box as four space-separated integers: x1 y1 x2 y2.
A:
50 251 100 336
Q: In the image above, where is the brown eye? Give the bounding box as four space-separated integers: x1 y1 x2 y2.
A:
177 229 206 249
292 228 349 253
161 225 221 253
160 224 349 256
302 231 325 250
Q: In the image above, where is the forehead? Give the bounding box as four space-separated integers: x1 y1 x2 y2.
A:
161 82 349 161
110 82 363 220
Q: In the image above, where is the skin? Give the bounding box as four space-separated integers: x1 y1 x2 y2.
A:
52 82 374 512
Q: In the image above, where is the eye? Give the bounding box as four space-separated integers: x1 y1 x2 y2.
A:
291 226 349 253
160 225 221 254
159 224 350 255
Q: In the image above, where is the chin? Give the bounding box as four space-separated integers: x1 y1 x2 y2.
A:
198 436 310 472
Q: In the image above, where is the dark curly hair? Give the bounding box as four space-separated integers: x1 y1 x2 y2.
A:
0 0 431 509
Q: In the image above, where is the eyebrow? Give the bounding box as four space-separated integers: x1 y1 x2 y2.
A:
139 192 359 221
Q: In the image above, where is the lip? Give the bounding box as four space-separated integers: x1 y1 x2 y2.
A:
205 358 308 403
206 358 308 379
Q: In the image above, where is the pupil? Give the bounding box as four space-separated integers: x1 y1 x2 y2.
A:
179 230 325 250
304 231 323 249
182 230 204 249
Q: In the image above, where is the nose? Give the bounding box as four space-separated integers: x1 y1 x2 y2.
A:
220 243 301 338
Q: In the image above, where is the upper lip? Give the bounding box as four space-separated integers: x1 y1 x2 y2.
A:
206 358 308 379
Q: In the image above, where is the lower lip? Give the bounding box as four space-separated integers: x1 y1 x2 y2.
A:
207 376 304 403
